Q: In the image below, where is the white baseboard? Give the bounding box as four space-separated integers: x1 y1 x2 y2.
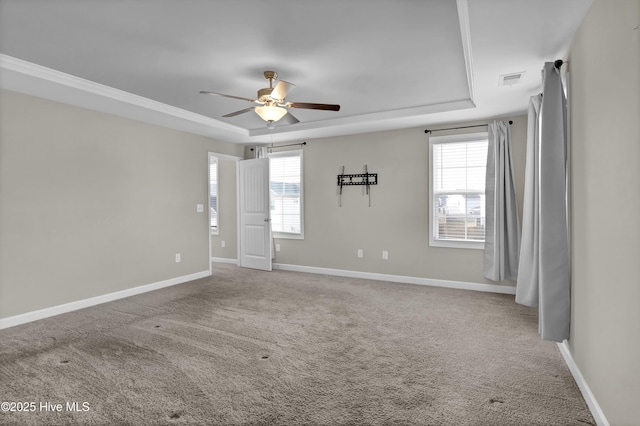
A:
557 340 609 426
272 263 516 295
211 257 239 265
0 270 211 330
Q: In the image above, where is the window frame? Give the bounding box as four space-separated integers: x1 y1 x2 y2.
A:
208 153 219 236
269 149 304 240
428 132 488 250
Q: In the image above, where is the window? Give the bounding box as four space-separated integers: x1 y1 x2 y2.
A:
269 150 303 239
429 132 488 249
209 154 219 235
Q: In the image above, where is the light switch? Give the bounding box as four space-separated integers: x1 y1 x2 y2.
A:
196 204 204 213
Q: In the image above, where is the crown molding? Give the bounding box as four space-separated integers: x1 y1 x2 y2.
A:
0 54 250 142
1 49 477 144
456 0 476 105
247 98 475 142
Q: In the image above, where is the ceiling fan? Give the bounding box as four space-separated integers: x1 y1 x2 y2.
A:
200 71 340 128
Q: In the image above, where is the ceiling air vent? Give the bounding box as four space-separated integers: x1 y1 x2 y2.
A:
499 72 524 86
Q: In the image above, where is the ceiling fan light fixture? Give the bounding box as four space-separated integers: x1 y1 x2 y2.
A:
255 105 287 123
200 70 339 126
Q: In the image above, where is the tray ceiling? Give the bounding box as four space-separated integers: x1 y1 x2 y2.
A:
0 0 593 143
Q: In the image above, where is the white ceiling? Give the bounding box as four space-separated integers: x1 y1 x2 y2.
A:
0 0 593 144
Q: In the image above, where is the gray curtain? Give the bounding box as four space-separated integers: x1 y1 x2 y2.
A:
515 95 541 304
254 146 269 159
484 120 520 281
516 62 570 342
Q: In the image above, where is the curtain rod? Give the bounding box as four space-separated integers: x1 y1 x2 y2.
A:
424 120 512 134
251 141 306 151
425 60 564 135
554 59 567 69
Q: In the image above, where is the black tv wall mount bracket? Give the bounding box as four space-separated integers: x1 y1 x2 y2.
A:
337 165 378 207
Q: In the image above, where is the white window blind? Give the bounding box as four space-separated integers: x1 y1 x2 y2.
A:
209 154 218 233
269 150 303 238
429 133 488 248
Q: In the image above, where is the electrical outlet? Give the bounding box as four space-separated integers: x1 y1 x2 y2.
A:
357 249 363 258
196 204 204 213
221 240 226 248
382 250 389 260
276 244 281 252
175 253 181 263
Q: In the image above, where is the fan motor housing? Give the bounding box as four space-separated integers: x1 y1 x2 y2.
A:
257 87 273 102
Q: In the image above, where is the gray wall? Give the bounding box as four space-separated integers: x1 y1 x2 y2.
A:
272 116 527 287
569 0 640 423
0 89 243 318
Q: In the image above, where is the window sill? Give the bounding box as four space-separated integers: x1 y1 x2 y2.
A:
273 232 304 240
429 239 484 250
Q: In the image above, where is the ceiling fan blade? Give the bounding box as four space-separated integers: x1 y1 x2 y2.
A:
270 80 295 101
199 91 258 103
288 102 340 111
223 107 256 117
279 112 300 125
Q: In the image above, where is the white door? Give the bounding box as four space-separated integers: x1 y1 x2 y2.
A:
239 158 272 271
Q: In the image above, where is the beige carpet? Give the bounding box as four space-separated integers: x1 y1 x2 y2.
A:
1 264 594 425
